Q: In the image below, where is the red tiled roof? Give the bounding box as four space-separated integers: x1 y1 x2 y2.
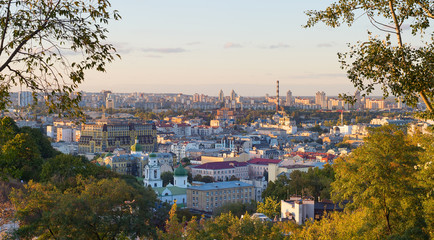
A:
247 158 281 165
194 161 248 170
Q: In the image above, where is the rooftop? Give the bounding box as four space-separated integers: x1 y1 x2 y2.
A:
188 181 253 191
247 158 281 165
192 161 248 170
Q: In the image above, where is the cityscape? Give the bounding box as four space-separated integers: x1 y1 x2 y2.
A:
0 0 433 239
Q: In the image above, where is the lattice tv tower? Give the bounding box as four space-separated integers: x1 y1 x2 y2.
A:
276 80 279 113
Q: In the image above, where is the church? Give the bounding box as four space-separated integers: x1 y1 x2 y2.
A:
143 153 189 208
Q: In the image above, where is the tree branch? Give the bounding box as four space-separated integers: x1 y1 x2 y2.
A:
415 1 434 19
0 0 13 56
0 0 62 73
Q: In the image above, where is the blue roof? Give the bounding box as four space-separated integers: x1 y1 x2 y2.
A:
188 181 253 191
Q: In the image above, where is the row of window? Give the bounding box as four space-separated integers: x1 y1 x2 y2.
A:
193 188 252 196
204 193 252 202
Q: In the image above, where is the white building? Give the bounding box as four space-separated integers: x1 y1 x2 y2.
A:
154 165 189 208
281 197 314 225
143 153 163 188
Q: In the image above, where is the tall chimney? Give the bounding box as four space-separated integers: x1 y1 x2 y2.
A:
276 80 279 112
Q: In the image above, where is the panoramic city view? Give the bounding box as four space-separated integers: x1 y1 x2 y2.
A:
0 1 433 239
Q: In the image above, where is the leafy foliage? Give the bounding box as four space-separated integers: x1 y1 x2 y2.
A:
213 201 257 217
9 177 156 239
262 164 335 202
331 125 429 238
158 208 287 240
305 0 434 118
161 171 174 187
256 197 281 219
0 133 42 181
0 0 120 117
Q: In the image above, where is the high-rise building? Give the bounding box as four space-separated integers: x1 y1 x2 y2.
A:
286 90 293 106
106 95 115 109
78 122 157 153
18 91 33 107
230 90 237 101
315 91 327 109
218 89 224 102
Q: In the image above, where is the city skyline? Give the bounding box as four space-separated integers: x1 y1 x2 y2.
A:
78 1 427 97
14 1 427 96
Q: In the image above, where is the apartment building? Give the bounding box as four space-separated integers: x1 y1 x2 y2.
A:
187 181 254 212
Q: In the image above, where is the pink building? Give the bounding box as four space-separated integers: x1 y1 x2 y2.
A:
247 158 282 178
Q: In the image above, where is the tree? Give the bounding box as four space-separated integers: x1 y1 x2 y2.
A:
19 126 58 159
161 171 174 187
157 203 184 240
306 0 434 118
0 133 42 181
0 0 120 116
40 154 116 191
331 125 427 238
0 117 18 147
9 176 157 239
293 208 371 239
410 129 434 239
256 197 281 219
213 201 257 217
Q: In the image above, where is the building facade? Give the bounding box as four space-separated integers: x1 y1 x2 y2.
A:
187 181 255 212
191 161 249 181
78 122 157 153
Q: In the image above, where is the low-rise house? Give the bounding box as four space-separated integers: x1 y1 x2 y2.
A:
281 197 314 225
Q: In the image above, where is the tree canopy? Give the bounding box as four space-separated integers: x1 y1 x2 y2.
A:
0 0 120 117
331 125 430 238
306 0 434 118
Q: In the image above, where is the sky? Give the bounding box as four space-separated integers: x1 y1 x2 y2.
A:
77 0 428 97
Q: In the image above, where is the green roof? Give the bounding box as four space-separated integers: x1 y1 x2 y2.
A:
174 164 188 176
154 186 186 196
149 153 157 158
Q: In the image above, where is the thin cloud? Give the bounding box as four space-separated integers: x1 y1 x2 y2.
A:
145 55 162 58
186 41 201 45
224 42 242 49
317 42 335 48
142 48 186 53
268 43 290 49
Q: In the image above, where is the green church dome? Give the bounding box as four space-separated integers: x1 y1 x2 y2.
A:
131 137 143 152
174 164 188 176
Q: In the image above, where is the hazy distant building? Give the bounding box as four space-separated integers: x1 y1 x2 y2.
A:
18 91 33 107
219 89 224 102
315 91 327 109
230 90 237 101
286 90 293 106
106 95 115 109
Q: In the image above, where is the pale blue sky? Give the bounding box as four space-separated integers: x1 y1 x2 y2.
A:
79 1 428 97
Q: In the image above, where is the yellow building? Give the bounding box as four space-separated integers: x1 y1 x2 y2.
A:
78 122 157 153
200 153 250 164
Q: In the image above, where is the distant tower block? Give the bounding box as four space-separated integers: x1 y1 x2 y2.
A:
276 80 280 112
286 90 293 106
